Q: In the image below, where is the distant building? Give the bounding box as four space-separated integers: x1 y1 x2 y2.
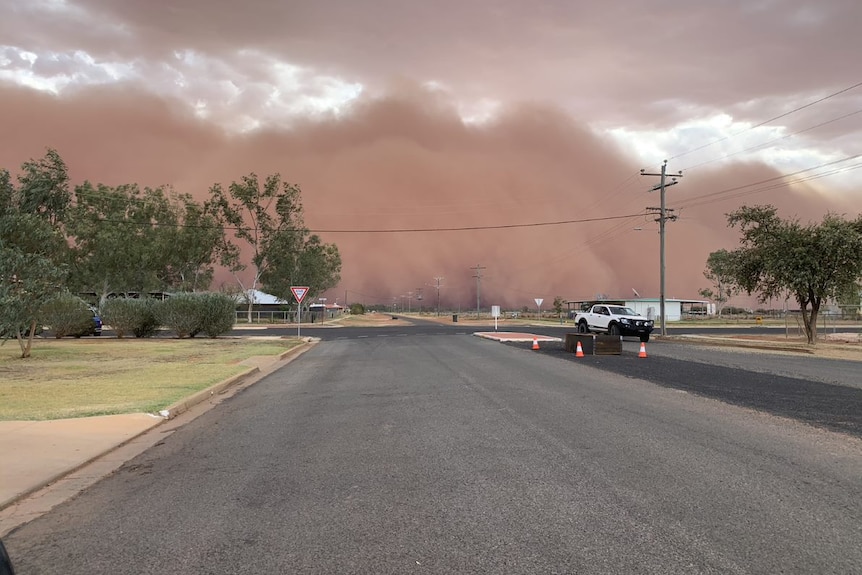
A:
238 289 288 308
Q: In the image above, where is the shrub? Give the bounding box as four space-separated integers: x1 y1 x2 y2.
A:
154 293 236 338
102 298 159 338
41 293 92 338
198 293 237 338
155 293 202 338
349 303 365 315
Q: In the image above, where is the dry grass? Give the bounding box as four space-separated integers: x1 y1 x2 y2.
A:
0 338 300 421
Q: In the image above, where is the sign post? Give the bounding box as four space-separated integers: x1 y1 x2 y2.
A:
291 286 309 338
491 305 501 331
534 298 544 321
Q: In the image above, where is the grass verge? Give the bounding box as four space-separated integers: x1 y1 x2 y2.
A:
0 338 301 421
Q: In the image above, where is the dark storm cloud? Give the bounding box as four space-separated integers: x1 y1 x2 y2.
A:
4 0 862 126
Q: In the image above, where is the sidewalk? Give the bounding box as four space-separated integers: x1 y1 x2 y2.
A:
0 414 164 509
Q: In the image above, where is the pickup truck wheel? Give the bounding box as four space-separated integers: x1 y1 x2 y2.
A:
608 323 620 336
640 333 650 343
577 321 589 333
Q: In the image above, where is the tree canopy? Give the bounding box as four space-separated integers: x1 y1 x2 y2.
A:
715 205 862 344
698 249 739 316
66 183 225 302
208 172 341 320
0 152 70 357
1 150 344 356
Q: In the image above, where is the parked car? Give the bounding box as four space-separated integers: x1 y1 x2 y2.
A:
574 304 654 342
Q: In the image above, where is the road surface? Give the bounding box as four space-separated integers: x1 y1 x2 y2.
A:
6 335 861 574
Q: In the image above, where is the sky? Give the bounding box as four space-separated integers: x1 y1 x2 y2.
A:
1 0 861 310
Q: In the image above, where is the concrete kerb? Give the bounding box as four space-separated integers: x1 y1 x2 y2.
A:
0 338 318 516
159 367 260 420
159 336 317 419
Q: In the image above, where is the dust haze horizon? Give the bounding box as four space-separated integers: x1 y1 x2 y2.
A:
2 0 860 309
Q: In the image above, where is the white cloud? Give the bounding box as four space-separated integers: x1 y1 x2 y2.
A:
0 45 135 92
0 44 364 130
602 112 858 191
458 97 502 125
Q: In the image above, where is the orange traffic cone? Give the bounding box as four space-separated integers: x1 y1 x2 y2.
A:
575 341 585 357
532 337 540 350
638 342 648 358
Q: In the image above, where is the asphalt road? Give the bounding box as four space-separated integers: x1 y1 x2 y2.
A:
509 339 862 437
6 335 862 574
232 318 862 341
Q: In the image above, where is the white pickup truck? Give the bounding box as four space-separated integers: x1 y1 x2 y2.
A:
574 304 654 342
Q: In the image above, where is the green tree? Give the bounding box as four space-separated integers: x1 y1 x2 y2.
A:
723 205 862 344
0 151 71 358
15 148 71 226
67 183 220 302
552 296 564 319
158 193 225 292
262 233 341 305
207 172 339 321
0 232 65 357
698 249 739 316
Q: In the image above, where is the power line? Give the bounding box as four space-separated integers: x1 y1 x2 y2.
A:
680 162 862 210
668 80 862 162
84 212 648 234
681 107 862 172
67 155 859 237
676 154 862 209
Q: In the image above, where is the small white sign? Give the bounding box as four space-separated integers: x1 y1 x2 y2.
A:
491 305 501 318
534 298 543 308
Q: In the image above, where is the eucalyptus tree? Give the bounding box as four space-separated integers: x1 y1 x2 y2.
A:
67 183 223 302
207 172 340 322
0 150 70 357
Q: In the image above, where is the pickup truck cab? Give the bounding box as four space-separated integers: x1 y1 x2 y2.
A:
575 304 654 342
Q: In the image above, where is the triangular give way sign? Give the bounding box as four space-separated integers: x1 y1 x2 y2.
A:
290 286 309 304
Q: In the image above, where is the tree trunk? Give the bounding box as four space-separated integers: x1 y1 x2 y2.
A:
15 321 36 358
799 296 820 345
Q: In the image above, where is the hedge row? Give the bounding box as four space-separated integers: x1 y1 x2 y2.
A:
99 293 237 338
